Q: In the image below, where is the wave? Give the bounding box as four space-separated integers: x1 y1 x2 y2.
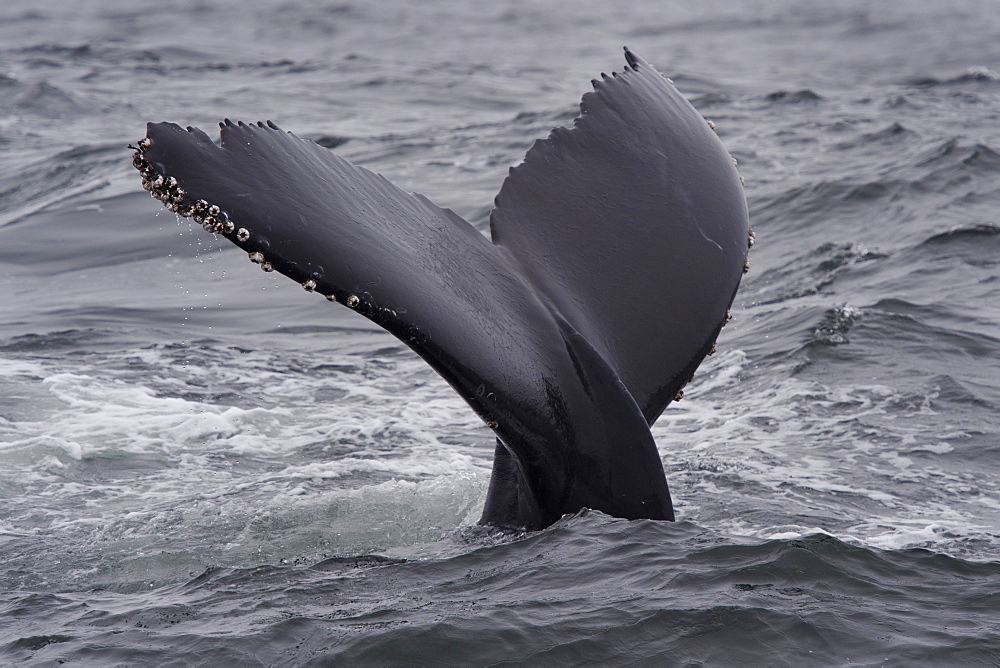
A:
810 304 863 345
748 241 885 305
2 514 998 664
921 223 1000 245
750 137 1000 244
0 80 82 117
763 89 823 103
833 121 913 150
905 66 1000 87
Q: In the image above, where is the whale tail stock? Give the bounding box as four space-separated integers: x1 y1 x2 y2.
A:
132 49 750 530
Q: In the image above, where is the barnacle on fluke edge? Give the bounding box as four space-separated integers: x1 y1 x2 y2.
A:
130 131 340 303
133 141 231 235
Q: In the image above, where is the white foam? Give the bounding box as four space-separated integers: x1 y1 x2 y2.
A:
2 327 998 593
0 339 498 590
653 347 1000 559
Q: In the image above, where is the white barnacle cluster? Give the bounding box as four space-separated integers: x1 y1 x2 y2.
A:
190 199 235 236
247 251 274 273
131 139 234 236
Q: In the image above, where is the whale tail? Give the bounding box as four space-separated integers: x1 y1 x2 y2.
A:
132 49 750 530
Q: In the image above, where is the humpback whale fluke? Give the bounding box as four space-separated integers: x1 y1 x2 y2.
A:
132 49 750 530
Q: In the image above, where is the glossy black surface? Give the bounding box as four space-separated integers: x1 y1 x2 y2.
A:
136 50 748 529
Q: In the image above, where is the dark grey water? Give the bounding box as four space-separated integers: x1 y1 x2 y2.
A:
1 0 999 664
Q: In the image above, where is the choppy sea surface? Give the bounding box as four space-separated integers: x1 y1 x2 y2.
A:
1 0 999 664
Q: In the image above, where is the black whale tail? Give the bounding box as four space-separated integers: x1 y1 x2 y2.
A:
132 49 750 530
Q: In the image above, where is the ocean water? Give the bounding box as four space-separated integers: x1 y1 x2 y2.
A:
1 0 999 664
